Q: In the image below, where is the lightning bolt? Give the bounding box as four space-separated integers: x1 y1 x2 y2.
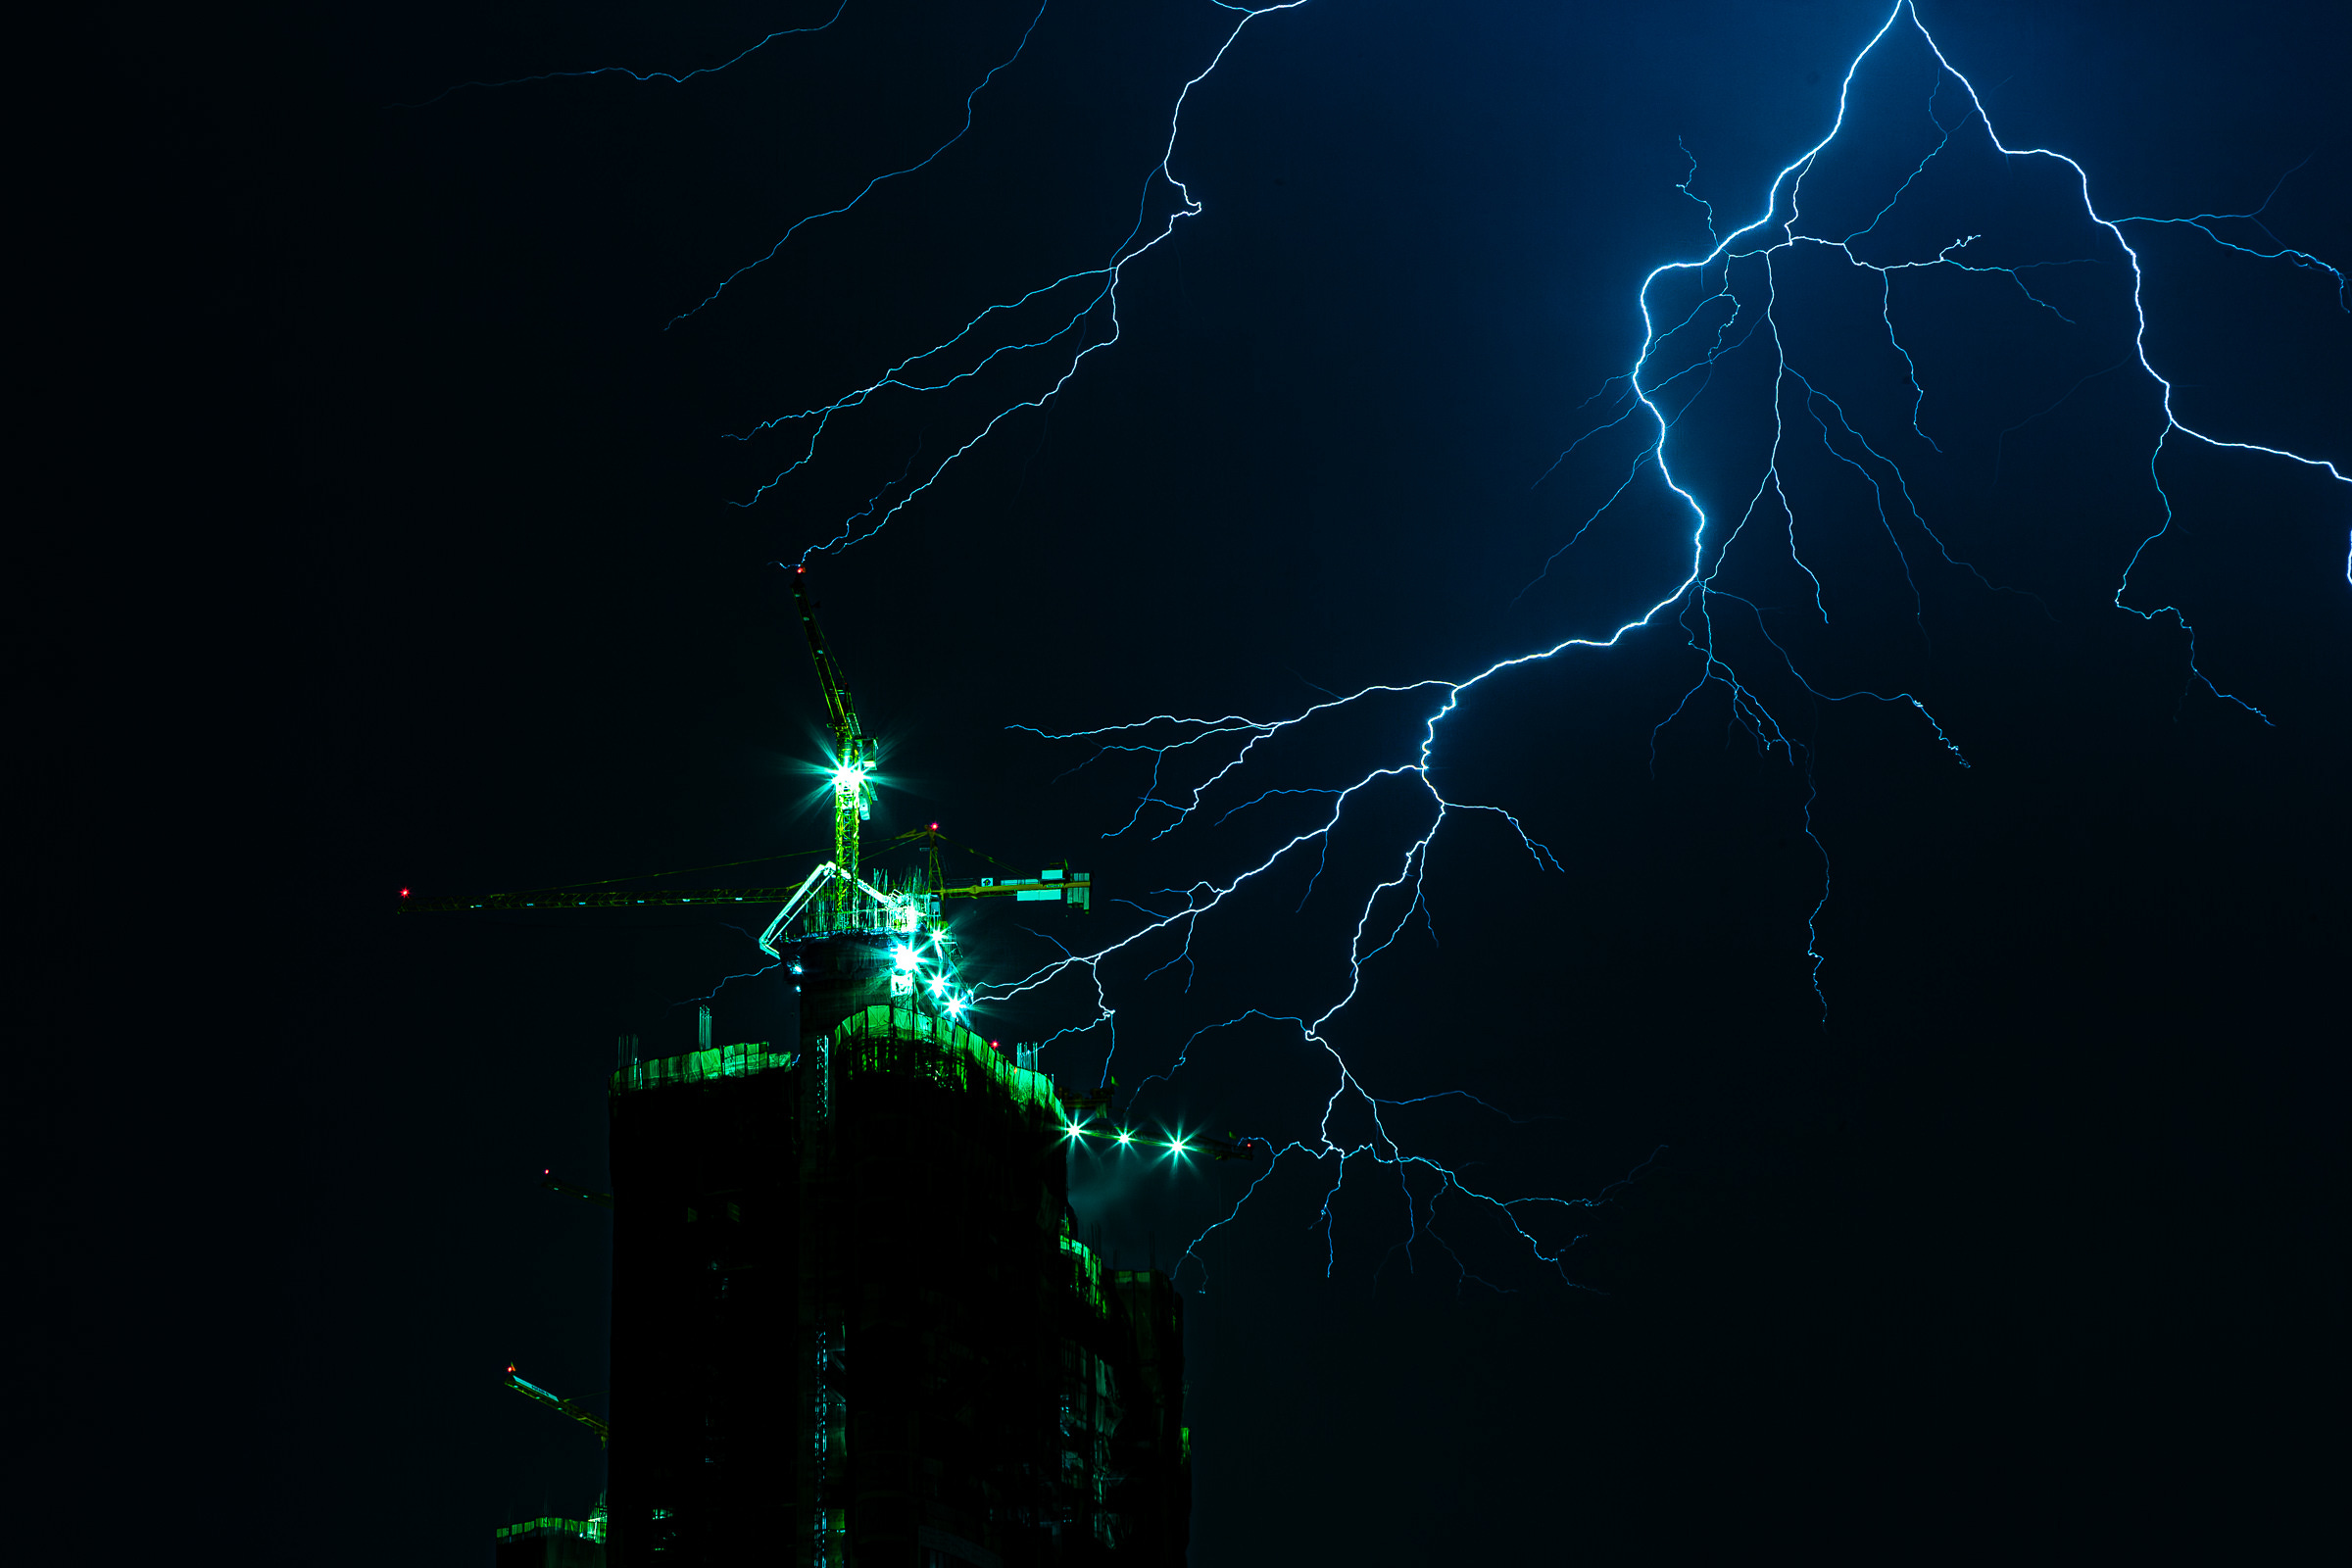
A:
667 0 1056 327
396 5 853 108
715 0 1314 551
432 2 2345 1291
962 1 2343 1288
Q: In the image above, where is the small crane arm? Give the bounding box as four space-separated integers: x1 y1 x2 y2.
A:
504 1365 610 1446
540 1171 613 1208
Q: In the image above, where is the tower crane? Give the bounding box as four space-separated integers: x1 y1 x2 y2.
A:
400 569 1091 1034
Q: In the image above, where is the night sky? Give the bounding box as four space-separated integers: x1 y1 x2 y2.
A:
68 1 2344 1559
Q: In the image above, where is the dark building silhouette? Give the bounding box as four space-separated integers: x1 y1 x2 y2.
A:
496 1514 608 1567
464 576 1185 1564
605 915 1188 1567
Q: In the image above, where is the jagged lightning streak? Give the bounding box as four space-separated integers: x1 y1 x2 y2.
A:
398 5 852 108
938 2 2342 1288
716 1 1312 552
669 0 1055 326
436 3 2343 1289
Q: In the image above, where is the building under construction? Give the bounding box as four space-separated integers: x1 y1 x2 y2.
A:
443 571 1193 1567
609 981 1188 1566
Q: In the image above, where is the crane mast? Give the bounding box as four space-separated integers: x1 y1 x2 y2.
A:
793 566 873 926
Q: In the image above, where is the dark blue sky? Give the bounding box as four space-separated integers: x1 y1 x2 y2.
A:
67 2 2344 1559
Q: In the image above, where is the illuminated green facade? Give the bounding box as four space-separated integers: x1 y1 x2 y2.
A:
482 575 1179 1564
604 938 1188 1567
496 1512 607 1568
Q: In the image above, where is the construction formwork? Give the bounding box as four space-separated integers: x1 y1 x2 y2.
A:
606 934 1187 1567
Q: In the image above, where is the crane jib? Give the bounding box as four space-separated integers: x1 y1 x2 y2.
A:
397 872 1090 914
